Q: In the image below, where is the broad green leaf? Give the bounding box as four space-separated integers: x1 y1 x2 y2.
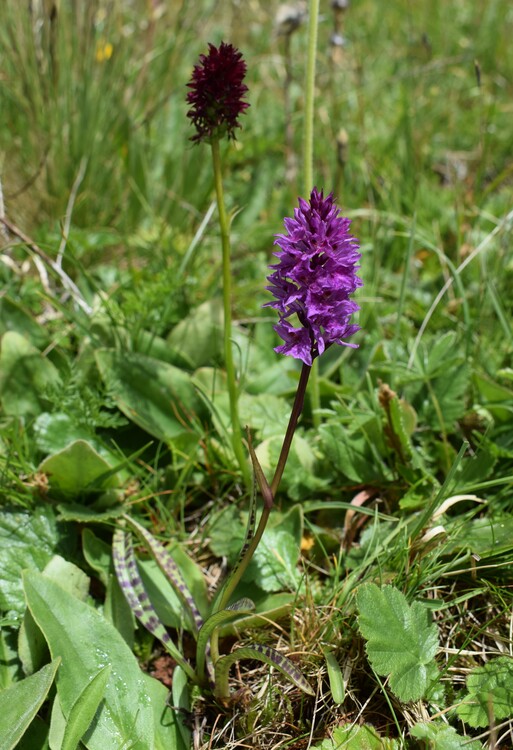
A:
95 348 205 441
38 440 120 498
171 665 191 750
0 331 61 417
456 656 513 728
33 413 97 455
0 659 59 750
143 672 188 750
0 506 72 614
104 574 135 648
60 665 112 750
82 530 135 644
167 299 223 369
19 555 90 675
311 723 399 749
356 583 439 701
48 693 66 750
0 628 22 688
447 515 513 558
411 721 483 749
82 529 112 587
23 571 155 750
0 296 48 349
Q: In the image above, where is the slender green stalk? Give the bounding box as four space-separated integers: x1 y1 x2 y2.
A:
271 363 311 494
210 138 251 488
303 0 321 427
211 363 311 623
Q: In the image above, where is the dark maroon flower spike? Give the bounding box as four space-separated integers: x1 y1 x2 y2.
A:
186 42 250 143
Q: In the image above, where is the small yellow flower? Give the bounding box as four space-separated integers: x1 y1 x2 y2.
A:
95 40 113 63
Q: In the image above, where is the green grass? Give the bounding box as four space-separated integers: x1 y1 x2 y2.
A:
1 1 513 748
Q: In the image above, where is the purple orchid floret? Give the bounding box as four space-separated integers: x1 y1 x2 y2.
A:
186 42 250 143
266 188 362 366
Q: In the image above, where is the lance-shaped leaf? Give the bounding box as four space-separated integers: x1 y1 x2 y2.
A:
356 583 439 701
214 643 314 701
196 598 255 681
122 515 203 634
112 529 196 682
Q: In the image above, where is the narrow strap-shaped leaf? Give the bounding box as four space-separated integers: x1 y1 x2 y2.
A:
214 643 314 701
122 514 203 634
247 431 274 510
112 528 196 682
196 598 255 681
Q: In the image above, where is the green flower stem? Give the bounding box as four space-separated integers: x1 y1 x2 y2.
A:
210 363 311 630
304 0 321 428
271 362 311 495
210 138 251 488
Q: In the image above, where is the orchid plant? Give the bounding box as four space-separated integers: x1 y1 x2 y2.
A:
113 38 361 705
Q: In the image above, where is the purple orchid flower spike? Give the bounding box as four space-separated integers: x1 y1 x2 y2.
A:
266 188 362 365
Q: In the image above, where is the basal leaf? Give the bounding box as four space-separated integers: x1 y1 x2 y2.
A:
0 331 61 417
38 440 120 498
23 571 155 749
167 299 223 369
0 659 59 750
356 583 439 701
60 665 112 750
95 348 205 441
456 656 513 728
143 672 188 750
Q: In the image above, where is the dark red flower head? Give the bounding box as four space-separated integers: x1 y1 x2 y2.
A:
186 42 250 144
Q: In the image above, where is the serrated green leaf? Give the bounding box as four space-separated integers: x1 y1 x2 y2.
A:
356 583 439 701
411 721 483 749
0 659 60 750
456 656 513 728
